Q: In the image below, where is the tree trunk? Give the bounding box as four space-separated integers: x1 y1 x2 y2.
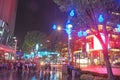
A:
95 33 114 80
103 47 114 80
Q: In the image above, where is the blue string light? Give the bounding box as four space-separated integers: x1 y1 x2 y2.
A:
70 9 75 17
66 24 72 35
78 31 82 37
83 31 87 36
52 24 57 30
98 14 104 23
117 24 120 32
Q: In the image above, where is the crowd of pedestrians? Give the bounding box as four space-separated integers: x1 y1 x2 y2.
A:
0 60 60 80
0 61 33 71
0 60 52 73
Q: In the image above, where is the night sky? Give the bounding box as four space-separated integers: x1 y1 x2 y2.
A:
14 0 67 45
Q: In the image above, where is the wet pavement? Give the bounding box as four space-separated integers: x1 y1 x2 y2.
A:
0 68 80 80
81 65 120 76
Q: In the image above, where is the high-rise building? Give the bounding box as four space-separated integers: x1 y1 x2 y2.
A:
0 0 18 60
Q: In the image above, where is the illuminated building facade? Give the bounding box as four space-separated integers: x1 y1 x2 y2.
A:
73 25 120 65
0 0 18 60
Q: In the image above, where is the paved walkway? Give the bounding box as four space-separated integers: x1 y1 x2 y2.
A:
0 65 80 80
80 65 120 76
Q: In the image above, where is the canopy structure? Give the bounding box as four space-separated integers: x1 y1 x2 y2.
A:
0 44 15 53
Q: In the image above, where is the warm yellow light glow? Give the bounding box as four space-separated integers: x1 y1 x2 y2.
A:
86 29 91 33
86 35 94 39
57 26 62 31
76 58 89 64
112 34 118 37
40 61 44 66
106 26 112 31
98 25 103 31
110 49 120 51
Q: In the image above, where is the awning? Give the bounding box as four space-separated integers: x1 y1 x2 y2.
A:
0 44 15 53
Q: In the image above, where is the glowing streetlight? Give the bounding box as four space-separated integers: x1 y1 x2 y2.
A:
13 37 17 60
52 9 75 64
53 23 73 65
57 26 62 31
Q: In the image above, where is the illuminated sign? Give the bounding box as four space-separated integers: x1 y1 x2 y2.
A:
93 33 110 50
86 33 110 51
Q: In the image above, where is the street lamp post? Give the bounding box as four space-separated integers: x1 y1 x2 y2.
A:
66 24 73 65
14 39 17 59
52 9 75 65
67 35 71 65
13 37 17 60
53 23 73 65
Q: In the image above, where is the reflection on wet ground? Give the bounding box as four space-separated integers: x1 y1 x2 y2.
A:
0 70 80 80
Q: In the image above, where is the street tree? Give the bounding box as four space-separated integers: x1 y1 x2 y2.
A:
47 31 67 54
22 31 47 53
53 0 120 80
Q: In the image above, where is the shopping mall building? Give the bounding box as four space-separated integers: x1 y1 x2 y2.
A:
71 24 120 66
